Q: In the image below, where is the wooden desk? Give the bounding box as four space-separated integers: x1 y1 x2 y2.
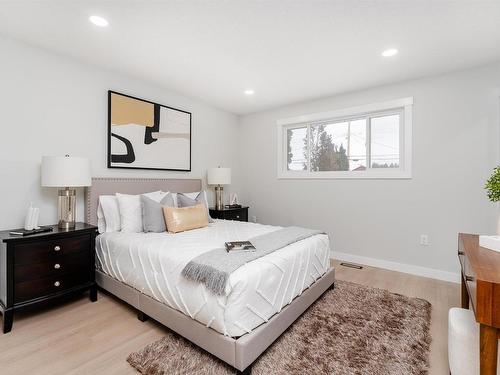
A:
459 233 500 375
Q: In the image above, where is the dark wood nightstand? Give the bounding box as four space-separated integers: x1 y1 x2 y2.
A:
0 222 97 333
209 206 249 222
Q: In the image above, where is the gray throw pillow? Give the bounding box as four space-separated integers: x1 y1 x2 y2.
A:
141 193 175 233
177 191 213 223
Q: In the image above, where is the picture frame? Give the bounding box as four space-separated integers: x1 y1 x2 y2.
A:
107 90 192 171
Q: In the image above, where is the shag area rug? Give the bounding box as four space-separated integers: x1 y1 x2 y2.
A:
127 281 432 375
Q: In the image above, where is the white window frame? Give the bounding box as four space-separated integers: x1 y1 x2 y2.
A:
277 97 413 179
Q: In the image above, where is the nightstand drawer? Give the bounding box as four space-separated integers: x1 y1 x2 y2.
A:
14 234 90 265
14 272 90 303
223 210 247 221
209 207 249 222
15 251 90 282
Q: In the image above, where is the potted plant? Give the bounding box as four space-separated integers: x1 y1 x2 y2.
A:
485 166 500 234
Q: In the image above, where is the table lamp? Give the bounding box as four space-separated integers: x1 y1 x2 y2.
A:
41 155 91 229
207 167 231 210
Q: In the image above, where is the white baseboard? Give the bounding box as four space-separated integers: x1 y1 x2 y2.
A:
333 250 460 284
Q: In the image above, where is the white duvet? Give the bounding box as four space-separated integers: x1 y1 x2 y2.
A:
96 219 330 337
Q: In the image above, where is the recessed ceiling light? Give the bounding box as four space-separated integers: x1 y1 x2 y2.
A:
244 89 255 95
89 15 109 27
382 48 398 57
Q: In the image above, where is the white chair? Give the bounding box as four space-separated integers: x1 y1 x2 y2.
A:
448 307 500 375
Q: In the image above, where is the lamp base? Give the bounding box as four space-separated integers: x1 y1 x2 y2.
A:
215 186 224 210
58 220 76 230
58 188 76 230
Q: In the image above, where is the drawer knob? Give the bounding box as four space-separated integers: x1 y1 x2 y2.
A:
465 275 474 282
54 264 61 269
54 246 61 252
54 281 61 287
236 215 240 219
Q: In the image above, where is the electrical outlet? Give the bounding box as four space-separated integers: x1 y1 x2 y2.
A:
251 216 257 223
420 234 429 246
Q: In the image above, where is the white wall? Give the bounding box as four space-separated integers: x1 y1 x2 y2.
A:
0 36 239 230
235 63 500 281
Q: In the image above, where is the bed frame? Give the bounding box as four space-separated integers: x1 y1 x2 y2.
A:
85 177 335 373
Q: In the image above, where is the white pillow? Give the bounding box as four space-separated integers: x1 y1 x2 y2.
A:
96 204 106 234
116 191 166 233
116 193 143 233
98 195 121 233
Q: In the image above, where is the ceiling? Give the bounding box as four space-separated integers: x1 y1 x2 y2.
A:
1 1 500 115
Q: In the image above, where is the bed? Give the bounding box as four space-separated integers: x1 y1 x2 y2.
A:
85 177 335 373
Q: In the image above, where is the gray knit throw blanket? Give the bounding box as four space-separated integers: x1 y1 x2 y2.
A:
181 226 324 296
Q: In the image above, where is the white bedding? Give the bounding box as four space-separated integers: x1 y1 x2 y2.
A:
96 219 330 337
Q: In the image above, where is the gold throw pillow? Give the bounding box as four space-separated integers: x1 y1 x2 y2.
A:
163 204 209 233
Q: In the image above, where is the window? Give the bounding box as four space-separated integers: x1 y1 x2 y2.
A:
277 98 412 179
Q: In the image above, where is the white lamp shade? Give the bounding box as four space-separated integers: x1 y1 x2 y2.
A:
41 156 92 187
207 167 231 185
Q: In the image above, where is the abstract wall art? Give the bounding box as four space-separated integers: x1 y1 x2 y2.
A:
107 91 191 171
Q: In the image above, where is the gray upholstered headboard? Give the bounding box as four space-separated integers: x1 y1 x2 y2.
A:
85 177 202 225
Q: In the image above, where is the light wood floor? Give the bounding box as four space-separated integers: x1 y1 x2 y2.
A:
0 261 460 374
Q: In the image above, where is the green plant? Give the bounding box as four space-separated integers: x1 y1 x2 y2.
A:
485 166 500 202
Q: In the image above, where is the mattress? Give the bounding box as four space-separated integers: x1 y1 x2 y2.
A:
95 219 330 337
